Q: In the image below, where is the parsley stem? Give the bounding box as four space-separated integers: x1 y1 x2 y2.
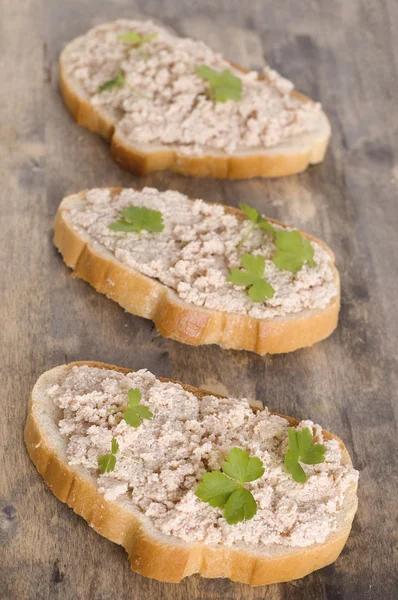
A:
138 49 150 61
237 224 255 249
108 405 125 413
128 85 151 101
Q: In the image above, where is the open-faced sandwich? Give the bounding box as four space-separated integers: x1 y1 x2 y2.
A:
54 187 340 354
60 20 330 178
25 362 358 585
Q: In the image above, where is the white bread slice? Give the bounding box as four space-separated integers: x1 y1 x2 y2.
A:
59 22 331 179
53 188 340 355
25 362 358 586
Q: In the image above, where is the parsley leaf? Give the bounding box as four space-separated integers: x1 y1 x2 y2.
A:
196 65 242 102
227 253 275 302
98 70 125 93
273 230 316 273
108 206 165 235
111 438 119 454
284 450 306 483
238 203 316 273
239 203 260 225
118 32 158 46
98 437 119 474
196 472 239 507
224 487 258 525
239 203 276 232
284 427 326 483
222 447 265 483
98 453 116 474
241 253 265 278
124 388 153 428
195 447 264 525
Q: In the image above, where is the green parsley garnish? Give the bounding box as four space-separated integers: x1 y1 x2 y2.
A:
118 32 158 47
238 203 276 248
196 65 242 102
284 427 326 483
98 69 150 98
98 70 125 93
227 253 275 302
98 438 119 474
238 202 316 273
123 388 153 427
273 230 316 273
108 206 165 235
196 447 264 525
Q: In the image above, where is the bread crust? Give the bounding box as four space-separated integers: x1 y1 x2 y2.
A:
53 189 340 355
24 362 358 585
59 44 331 179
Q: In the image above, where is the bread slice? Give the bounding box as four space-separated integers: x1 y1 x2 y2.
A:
25 361 358 585
53 187 340 355
59 21 331 179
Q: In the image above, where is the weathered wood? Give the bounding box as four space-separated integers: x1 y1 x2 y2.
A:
0 0 397 598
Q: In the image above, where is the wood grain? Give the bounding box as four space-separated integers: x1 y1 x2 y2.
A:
0 1 397 599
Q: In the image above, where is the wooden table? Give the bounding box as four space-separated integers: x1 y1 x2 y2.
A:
1 1 397 598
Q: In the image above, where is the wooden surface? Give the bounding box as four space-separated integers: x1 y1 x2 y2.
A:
1 0 397 598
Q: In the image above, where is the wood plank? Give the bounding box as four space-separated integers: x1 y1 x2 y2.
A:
0 0 397 599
